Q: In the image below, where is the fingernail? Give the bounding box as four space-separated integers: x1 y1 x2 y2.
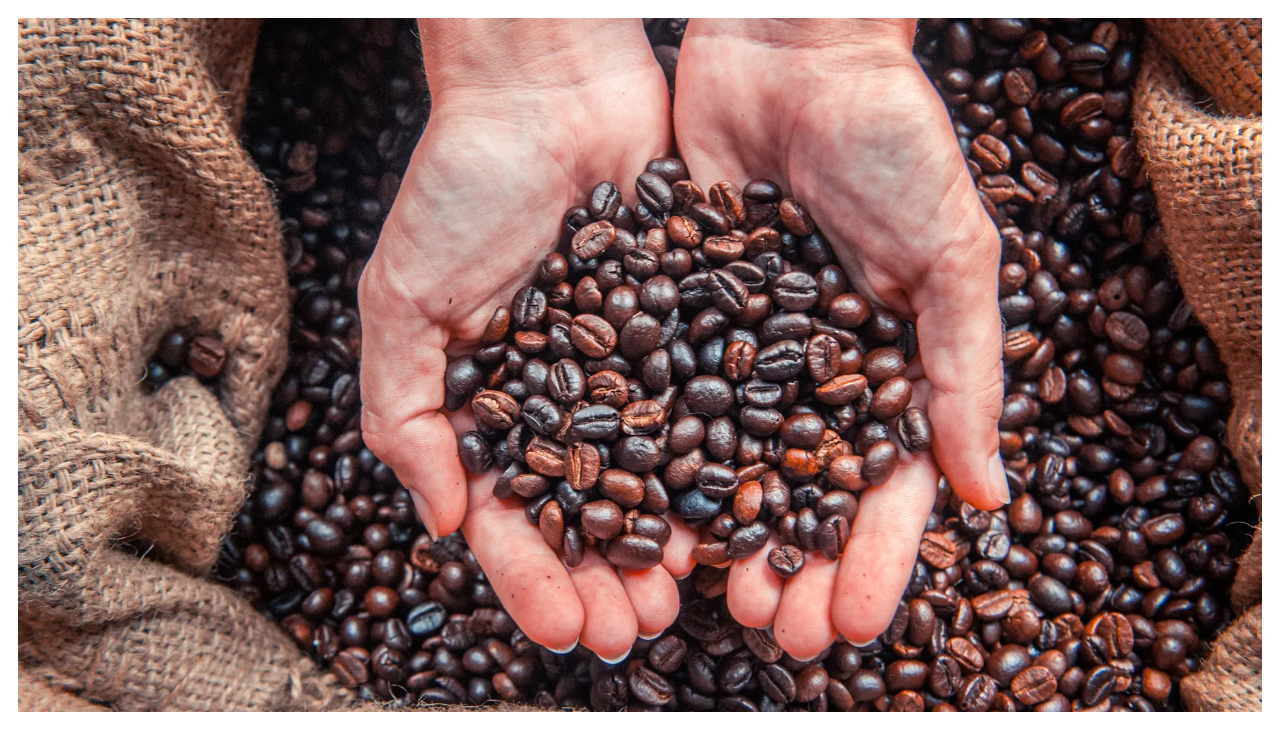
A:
788 651 821 662
851 637 878 648
638 630 664 640
408 490 440 540
598 647 632 664
548 639 578 655
988 452 1011 505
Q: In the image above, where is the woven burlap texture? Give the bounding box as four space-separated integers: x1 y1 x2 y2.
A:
1146 19 1261 118
1180 605 1264 711
18 18 348 711
1133 19 1262 712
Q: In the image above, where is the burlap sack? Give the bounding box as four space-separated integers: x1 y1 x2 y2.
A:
1133 18 1262 711
18 18 351 711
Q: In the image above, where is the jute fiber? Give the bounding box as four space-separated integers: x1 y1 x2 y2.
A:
18 18 350 710
1134 18 1262 711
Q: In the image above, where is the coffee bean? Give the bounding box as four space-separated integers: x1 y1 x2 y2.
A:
870 376 913 420
817 514 850 560
598 469 645 509
580 500 624 540
457 431 493 474
896 406 933 453
684 375 734 416
778 199 813 235
472 390 519 429
570 404 621 441
188 335 228 377
570 314 617 358
604 534 663 570
815 374 868 406
524 436 566 477
861 440 899 486
620 399 666 436
1011 665 1057 704
727 521 768 558
806 333 841 383
767 544 804 578
920 532 959 569
1105 310 1150 351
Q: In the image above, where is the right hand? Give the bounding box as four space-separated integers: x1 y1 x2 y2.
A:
358 20 697 659
671 19 1007 657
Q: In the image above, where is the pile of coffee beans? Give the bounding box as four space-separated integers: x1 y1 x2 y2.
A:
145 325 228 390
211 19 1256 711
450 166 929 576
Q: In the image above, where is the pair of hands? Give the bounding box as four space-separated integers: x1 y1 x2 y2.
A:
359 19 1008 662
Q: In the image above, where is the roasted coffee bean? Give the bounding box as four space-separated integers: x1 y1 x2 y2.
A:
727 521 769 558
520 395 564 437
572 220 616 260
457 431 493 474
472 390 519 429
896 406 933 453
570 314 617 358
871 376 913 420
862 440 899 486
580 500 624 540
755 340 806 380
684 375 734 416
188 335 228 377
815 373 868 406
1010 665 1058 704
604 534 663 570
569 404 621 441
767 544 804 578
620 399 666 435
817 514 850 560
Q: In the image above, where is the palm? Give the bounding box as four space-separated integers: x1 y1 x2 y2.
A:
673 23 1005 655
360 54 700 658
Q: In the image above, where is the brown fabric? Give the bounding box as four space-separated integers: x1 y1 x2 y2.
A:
18 665 107 712
1181 605 1263 711
17 18 349 711
1146 19 1261 117
1232 527 1262 613
1134 19 1262 712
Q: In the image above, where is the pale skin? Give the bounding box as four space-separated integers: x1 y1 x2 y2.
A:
359 18 1009 662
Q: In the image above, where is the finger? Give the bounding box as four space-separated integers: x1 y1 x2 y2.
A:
359 307 468 537
459 469 584 653
618 565 680 639
831 445 939 645
772 553 839 660
660 515 700 579
912 222 1008 510
727 535 785 629
567 549 639 663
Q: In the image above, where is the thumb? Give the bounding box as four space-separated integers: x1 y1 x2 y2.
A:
358 268 469 539
911 225 1009 511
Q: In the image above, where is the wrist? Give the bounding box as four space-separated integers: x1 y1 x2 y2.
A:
688 18 916 61
419 19 654 102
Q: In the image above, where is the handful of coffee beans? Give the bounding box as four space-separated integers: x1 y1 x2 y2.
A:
449 162 932 576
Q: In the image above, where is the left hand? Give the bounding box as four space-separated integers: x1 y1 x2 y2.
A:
672 19 1009 657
